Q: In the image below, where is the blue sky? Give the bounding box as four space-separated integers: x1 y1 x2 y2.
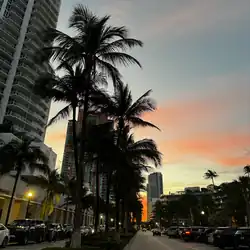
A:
45 0 250 193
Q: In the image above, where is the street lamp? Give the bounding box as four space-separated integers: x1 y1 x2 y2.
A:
110 218 114 222
25 192 33 218
201 211 205 215
100 215 103 225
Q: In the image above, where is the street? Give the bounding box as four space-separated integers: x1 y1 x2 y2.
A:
128 231 219 250
7 241 65 250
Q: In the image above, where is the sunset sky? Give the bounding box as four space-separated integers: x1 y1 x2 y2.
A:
45 0 250 203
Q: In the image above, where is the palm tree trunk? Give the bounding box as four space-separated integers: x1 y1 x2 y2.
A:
94 160 100 232
211 177 215 186
121 199 125 232
72 106 79 177
5 170 20 225
63 197 69 225
105 172 111 233
115 193 120 232
71 87 90 248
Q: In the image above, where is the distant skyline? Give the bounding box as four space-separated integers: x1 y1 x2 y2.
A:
45 0 250 194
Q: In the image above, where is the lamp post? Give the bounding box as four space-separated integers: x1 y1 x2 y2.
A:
200 211 205 225
110 218 114 226
25 192 33 218
100 215 103 225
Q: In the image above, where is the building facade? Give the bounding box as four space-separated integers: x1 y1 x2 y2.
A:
61 120 76 179
0 0 61 142
147 172 163 221
61 111 112 194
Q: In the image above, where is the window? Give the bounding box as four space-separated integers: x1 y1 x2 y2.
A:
3 11 9 18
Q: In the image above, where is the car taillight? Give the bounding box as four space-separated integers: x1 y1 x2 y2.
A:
185 231 191 235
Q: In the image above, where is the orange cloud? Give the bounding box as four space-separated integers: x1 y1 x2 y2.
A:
136 87 250 168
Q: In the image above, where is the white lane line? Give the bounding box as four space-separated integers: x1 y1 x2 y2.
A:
152 237 176 250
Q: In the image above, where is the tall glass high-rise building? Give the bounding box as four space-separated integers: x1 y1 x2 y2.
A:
147 172 163 220
0 0 61 142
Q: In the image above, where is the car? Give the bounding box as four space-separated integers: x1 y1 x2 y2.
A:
142 228 147 232
167 226 178 238
8 219 46 245
196 228 215 243
178 227 185 238
152 228 161 236
213 227 238 249
46 223 66 241
207 231 214 244
0 224 9 248
181 227 206 241
234 227 250 249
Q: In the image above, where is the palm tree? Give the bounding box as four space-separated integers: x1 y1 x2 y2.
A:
102 82 159 135
244 165 250 177
22 169 64 219
39 6 142 246
204 169 218 186
113 129 161 233
238 176 250 226
98 83 160 233
0 139 49 224
63 180 94 212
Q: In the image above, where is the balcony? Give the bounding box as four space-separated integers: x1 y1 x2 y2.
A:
12 81 31 95
0 36 16 53
3 19 21 36
15 73 34 86
5 110 32 128
0 57 11 70
7 101 28 116
11 3 26 17
17 64 38 78
0 29 18 44
0 46 13 60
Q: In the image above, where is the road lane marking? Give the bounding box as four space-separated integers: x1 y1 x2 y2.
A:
152 237 176 250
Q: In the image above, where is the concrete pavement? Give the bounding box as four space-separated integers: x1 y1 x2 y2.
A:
127 231 219 250
8 240 65 250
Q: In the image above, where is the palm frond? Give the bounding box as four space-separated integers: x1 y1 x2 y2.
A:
96 58 122 85
47 104 72 127
97 38 143 55
100 52 142 68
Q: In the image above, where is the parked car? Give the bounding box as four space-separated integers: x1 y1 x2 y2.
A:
0 224 9 247
81 226 94 236
152 228 161 236
181 227 205 241
142 228 147 232
46 223 65 242
207 231 214 244
213 227 238 249
177 227 185 238
234 227 250 249
196 228 215 243
167 226 178 238
63 224 73 238
8 219 46 245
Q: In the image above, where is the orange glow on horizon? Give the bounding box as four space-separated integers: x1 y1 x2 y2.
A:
141 195 147 222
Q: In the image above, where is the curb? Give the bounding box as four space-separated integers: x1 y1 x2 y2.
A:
123 232 138 250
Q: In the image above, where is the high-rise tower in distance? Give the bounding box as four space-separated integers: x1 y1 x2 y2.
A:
0 0 61 142
147 172 163 220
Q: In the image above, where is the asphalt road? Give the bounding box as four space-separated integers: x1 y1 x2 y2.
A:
128 231 220 250
7 240 65 250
